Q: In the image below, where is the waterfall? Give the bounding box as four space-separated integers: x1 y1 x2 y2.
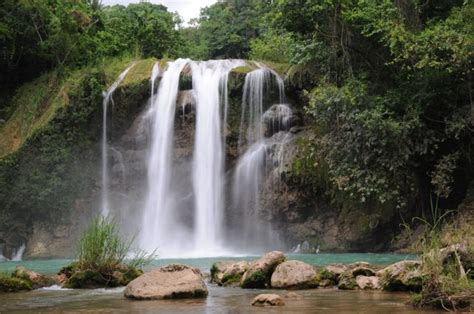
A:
190 60 245 255
11 244 25 261
140 59 190 254
231 66 286 252
101 65 134 216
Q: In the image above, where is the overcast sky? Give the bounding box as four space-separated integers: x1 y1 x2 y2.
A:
102 0 218 23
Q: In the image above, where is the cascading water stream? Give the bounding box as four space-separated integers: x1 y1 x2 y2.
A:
231 66 286 252
101 65 134 217
140 59 190 254
190 60 245 255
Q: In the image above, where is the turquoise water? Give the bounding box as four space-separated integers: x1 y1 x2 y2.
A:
0 253 416 275
1 253 441 313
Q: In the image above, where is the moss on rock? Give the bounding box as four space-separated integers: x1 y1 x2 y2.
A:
0 274 32 292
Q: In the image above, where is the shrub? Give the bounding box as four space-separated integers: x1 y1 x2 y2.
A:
62 216 156 288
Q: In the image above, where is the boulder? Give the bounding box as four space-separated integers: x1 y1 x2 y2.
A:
0 275 32 292
124 264 208 300
60 263 142 289
285 292 303 300
337 272 358 290
270 260 318 289
351 265 376 277
377 260 423 292
13 266 55 288
251 294 285 306
262 104 293 137
324 264 347 279
211 261 249 287
356 275 380 290
241 251 286 289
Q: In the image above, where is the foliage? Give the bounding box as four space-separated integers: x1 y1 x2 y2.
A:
62 216 156 288
249 30 294 63
77 216 155 273
0 273 32 292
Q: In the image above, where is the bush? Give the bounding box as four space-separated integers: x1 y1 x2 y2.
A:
62 216 156 288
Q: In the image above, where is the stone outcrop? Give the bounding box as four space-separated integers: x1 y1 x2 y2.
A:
13 266 55 289
124 264 208 300
378 260 423 292
356 275 380 290
270 260 318 289
210 261 249 287
241 251 286 289
251 294 285 306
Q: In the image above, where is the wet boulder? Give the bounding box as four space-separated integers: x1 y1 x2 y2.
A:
337 271 358 290
356 275 380 290
251 293 285 306
270 260 318 289
124 264 208 300
241 251 286 289
377 260 423 292
13 266 55 289
210 261 249 287
262 104 294 137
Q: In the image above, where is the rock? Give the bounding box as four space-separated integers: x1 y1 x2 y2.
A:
323 264 347 283
262 104 293 137
318 268 339 287
351 265 376 277
0 118 5 126
285 292 303 300
0 275 32 292
241 251 286 289
325 264 347 277
356 275 380 290
270 260 318 289
210 261 249 287
124 264 208 300
13 266 55 289
377 260 423 292
251 294 285 306
61 262 142 289
438 243 472 272
337 272 358 290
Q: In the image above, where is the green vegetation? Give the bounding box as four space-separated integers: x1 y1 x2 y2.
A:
0 273 32 292
241 270 267 289
61 216 156 288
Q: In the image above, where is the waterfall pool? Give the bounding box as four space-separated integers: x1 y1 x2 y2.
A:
0 253 442 313
0 253 417 275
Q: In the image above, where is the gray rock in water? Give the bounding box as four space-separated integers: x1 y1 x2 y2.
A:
251 294 285 306
241 251 286 289
356 275 380 290
124 264 208 300
270 260 318 289
210 260 249 287
377 260 423 292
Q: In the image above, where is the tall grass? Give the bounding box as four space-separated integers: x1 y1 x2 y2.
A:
77 216 156 275
410 194 473 311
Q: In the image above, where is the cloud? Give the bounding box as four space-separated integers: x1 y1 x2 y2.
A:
101 0 217 23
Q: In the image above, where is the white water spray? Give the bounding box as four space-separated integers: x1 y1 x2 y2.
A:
191 60 245 255
231 66 286 252
140 59 189 254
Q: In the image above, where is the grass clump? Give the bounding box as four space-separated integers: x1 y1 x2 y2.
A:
61 216 156 288
410 196 474 311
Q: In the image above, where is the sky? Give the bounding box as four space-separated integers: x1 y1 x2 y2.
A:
102 0 218 23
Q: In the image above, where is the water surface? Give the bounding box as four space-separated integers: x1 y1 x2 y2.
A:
1 253 432 313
